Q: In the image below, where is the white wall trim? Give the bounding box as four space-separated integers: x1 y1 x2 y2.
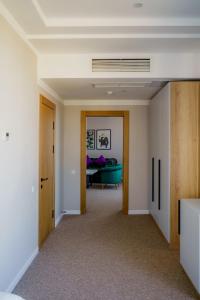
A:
32 0 48 26
27 33 200 40
6 248 39 293
55 214 63 227
38 79 63 104
47 18 200 27
128 210 149 215
64 99 150 106
0 2 38 56
63 210 81 215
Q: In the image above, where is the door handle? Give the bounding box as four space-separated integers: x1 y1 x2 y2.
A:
152 157 154 202
41 177 48 182
178 200 181 235
158 159 161 210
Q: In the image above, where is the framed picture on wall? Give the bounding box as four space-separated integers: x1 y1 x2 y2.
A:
87 129 95 150
96 129 111 150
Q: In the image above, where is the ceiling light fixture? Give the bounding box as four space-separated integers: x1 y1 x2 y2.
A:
107 91 113 95
92 82 152 89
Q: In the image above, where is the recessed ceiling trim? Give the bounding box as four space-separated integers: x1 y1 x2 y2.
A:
27 33 200 39
2 0 200 56
43 18 200 28
38 80 63 104
32 0 48 26
0 2 38 55
64 99 150 106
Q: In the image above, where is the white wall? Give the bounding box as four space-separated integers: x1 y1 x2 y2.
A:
0 16 64 291
0 15 38 291
63 105 149 211
87 117 123 163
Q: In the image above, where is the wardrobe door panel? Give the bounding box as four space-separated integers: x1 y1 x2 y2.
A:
150 83 170 242
157 84 170 242
149 100 158 217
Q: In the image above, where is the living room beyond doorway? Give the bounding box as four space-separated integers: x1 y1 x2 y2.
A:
87 116 123 213
80 111 129 215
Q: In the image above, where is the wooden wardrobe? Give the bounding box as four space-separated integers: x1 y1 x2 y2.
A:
150 81 200 249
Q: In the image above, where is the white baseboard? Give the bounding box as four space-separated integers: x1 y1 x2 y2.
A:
55 214 63 227
128 210 149 215
63 210 81 215
6 248 39 293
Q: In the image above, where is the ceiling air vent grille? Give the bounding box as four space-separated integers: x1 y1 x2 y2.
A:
92 58 150 72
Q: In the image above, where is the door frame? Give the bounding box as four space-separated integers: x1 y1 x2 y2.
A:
80 110 129 214
39 95 56 247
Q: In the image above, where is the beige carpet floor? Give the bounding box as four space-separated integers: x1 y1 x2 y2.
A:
14 187 198 300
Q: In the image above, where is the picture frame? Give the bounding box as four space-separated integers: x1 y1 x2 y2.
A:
96 129 111 150
87 129 95 150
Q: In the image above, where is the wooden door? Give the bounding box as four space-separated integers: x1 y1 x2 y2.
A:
39 96 55 247
170 82 200 249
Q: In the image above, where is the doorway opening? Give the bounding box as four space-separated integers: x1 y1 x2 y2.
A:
39 95 55 247
80 111 129 214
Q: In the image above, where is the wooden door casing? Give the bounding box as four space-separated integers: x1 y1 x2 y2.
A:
80 111 129 215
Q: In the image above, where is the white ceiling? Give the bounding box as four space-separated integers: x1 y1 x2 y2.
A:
1 0 198 101
43 78 166 100
38 0 200 19
1 0 200 54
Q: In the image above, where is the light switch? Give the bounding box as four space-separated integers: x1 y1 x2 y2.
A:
2 132 10 141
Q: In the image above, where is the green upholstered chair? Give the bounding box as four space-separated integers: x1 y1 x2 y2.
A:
91 164 123 186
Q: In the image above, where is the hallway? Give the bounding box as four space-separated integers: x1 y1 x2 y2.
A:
14 189 197 300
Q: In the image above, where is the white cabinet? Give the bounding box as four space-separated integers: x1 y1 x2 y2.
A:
180 199 200 293
149 84 170 242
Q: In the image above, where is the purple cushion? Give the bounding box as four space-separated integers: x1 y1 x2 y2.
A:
86 155 92 168
95 155 106 166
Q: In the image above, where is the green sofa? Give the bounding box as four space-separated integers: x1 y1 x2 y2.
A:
91 164 123 186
